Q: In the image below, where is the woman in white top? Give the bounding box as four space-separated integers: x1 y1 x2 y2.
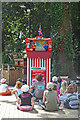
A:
0 78 11 95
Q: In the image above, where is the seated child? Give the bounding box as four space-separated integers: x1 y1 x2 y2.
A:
30 74 45 100
57 75 62 90
13 78 23 99
60 81 67 96
31 78 37 96
39 82 59 111
14 81 23 100
64 85 79 109
17 84 34 109
53 83 59 98
0 78 11 95
70 82 78 94
52 76 58 84
59 81 68 101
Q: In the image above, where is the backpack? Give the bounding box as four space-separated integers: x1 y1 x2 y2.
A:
65 93 79 109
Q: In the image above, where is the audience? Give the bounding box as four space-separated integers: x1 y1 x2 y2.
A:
39 82 59 111
57 75 62 90
64 85 79 109
13 78 23 99
14 81 23 100
0 76 79 111
60 81 67 96
17 84 34 110
30 74 45 101
70 82 78 94
53 83 59 98
31 78 37 96
52 76 58 84
0 78 11 95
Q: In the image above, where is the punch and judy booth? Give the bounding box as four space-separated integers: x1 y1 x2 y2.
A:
26 36 52 87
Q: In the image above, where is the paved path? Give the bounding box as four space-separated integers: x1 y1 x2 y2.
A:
0 87 78 119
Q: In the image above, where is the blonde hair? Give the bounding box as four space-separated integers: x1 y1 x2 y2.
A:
61 81 67 89
16 81 22 89
60 81 67 95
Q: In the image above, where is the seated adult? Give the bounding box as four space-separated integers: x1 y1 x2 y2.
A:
0 78 11 95
30 74 45 101
39 82 59 111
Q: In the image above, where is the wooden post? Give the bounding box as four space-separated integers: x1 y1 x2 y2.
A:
8 65 10 84
1 64 4 78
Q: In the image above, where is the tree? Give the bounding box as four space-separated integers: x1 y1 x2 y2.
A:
50 2 77 79
2 2 80 78
69 2 80 75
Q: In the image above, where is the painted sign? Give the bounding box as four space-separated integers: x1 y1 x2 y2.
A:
31 67 46 85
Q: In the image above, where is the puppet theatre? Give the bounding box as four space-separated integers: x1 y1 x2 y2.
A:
26 36 52 87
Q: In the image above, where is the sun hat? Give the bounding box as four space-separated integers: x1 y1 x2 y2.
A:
47 82 53 90
1 78 6 83
21 85 29 92
52 76 57 82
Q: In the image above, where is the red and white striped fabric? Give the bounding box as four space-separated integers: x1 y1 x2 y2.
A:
27 57 51 87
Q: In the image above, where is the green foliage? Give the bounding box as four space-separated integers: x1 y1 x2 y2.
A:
2 51 15 64
2 2 28 53
69 2 80 74
50 3 77 75
2 2 80 75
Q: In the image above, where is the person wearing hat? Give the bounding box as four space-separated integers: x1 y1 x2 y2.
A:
0 78 11 95
52 76 58 84
17 84 34 109
39 82 59 111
